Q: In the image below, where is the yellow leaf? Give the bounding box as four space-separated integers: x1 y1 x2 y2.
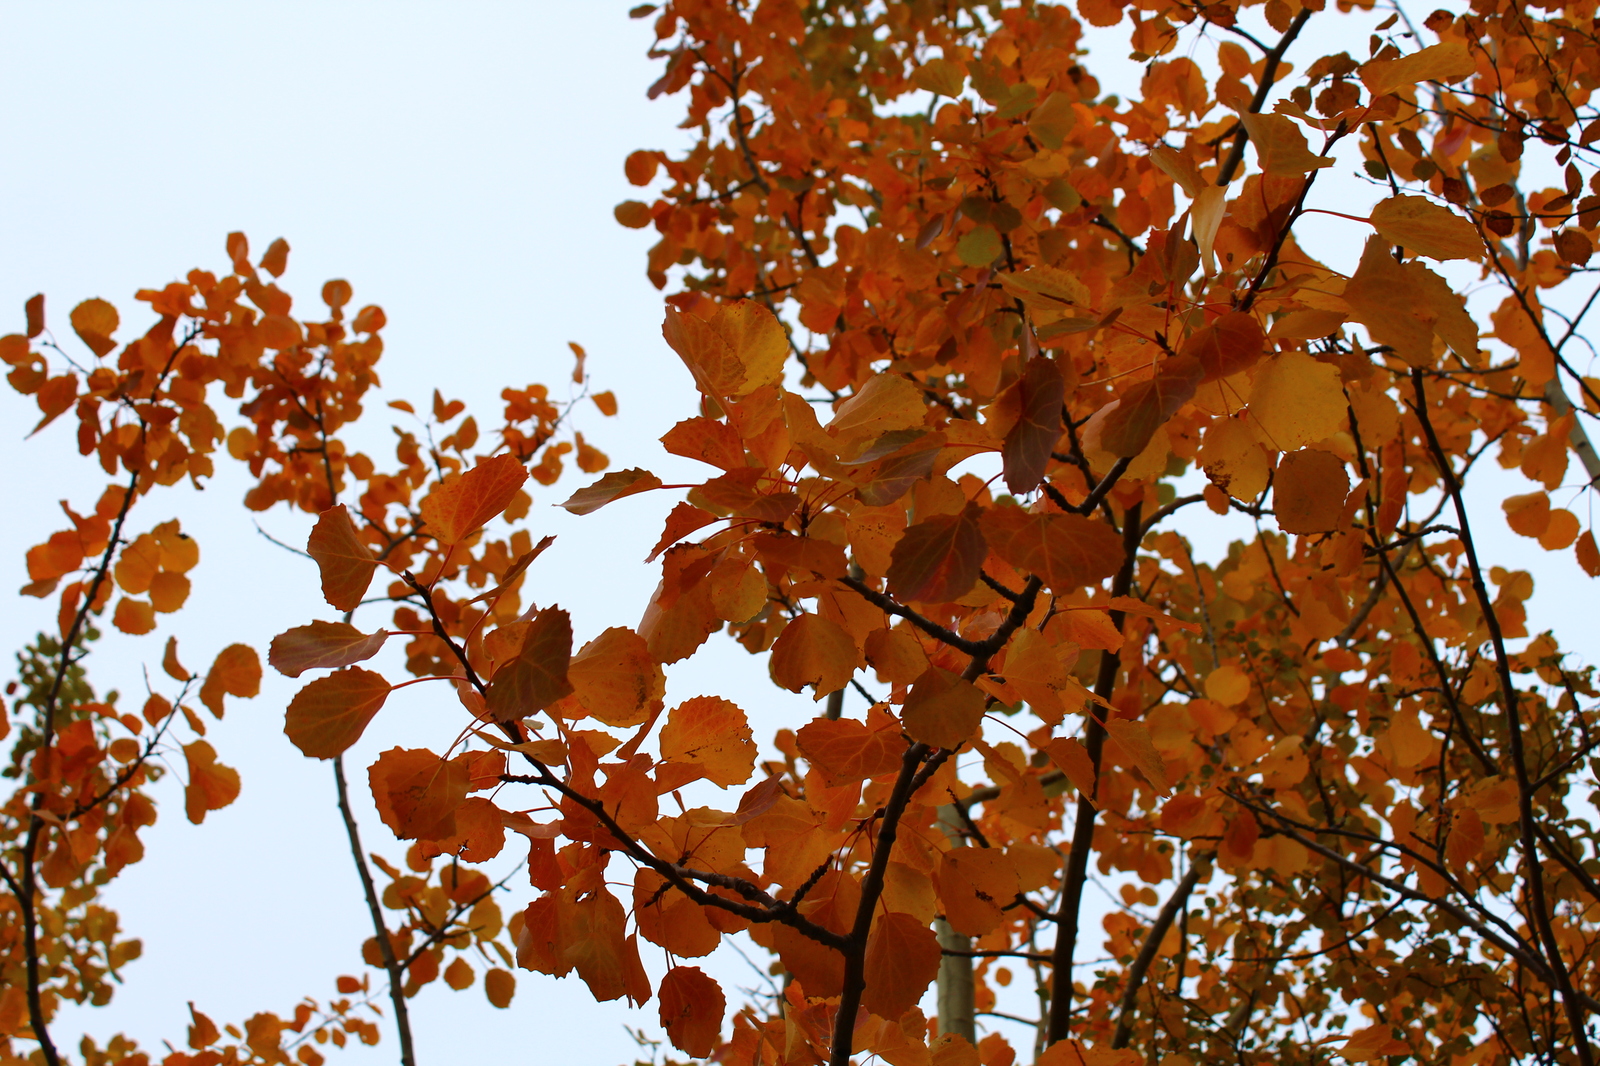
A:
1239 112 1333 175
660 696 757 787
1360 42 1475 97
662 300 787 403
1248 351 1345 450
1103 717 1172 794
1369 196 1484 261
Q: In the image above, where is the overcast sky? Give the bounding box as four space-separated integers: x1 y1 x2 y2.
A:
1 3 1593 1064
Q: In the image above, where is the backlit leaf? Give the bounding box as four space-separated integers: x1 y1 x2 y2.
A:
1081 354 1203 457
659 967 725 1058
1274 449 1349 533
183 740 241 825
862 912 942 1020
420 453 529 544
200 644 261 718
307 506 378 612
484 608 574 722
886 503 986 603
769 613 857 698
369 747 470 840
936 847 1019 936
69 298 119 357
1001 356 1065 494
902 667 986 750
660 696 757 787
980 505 1123 592
1369 196 1484 261
269 621 391 678
561 468 663 515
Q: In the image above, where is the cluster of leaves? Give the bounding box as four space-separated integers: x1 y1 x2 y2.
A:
9 0 1600 1064
1 232 608 1064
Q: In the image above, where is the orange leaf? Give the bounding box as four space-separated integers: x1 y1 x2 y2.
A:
200 644 261 718
269 621 391 678
369 747 471 840
886 503 986 603
1103 717 1173 795
561 467 663 515
284 668 391 759
183 740 240 825
69 297 119 357
1369 195 1484 262
660 696 757 788
646 502 718 562
662 417 747 471
112 597 155 635
902 667 986 750
796 716 908 787
936 847 1019 936
663 300 787 403
1045 737 1098 802
162 636 191 681
556 626 665 727
421 453 529 545
769 613 858 698
1273 449 1349 534
862 912 942 1020
484 608 574 722
307 506 378 612
1001 356 1066 494
980 505 1123 592
484 968 516 1009
659 966 725 1058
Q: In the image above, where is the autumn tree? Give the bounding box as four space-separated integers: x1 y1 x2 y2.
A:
10 0 1600 1064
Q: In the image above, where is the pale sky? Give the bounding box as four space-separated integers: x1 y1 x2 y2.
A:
2 3 1593 1064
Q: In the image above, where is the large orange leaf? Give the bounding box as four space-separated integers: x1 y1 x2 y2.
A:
902 667 986 750
484 608 574 722
980 505 1123 592
862 912 942 1021
69 297 119 357
935 847 1019 937
885 503 985 603
769 613 857 698
306 505 378 611
662 299 787 403
199 644 261 718
1000 356 1065 494
183 740 240 825
796 715 907 787
420 453 529 544
284 668 391 758
658 966 725 1059
268 621 390 678
561 467 663 515
660 696 757 787
1103 717 1173 795
555 626 664 727
369 747 470 840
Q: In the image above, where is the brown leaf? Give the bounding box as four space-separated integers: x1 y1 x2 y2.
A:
1182 310 1266 383
307 506 378 612
1273 449 1349 533
980 504 1123 591
284 668 392 759
886 503 986 603
1001 356 1066 494
369 747 470 840
1081 354 1203 457
561 468 663 515
902 667 986 750
269 621 391 678
484 608 574 722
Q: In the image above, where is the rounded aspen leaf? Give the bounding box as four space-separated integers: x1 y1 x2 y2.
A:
69 298 119 357
660 696 757 787
1369 195 1484 261
796 716 907 787
662 299 786 401
112 597 156 635
979 505 1123 592
483 608 574 723
200 644 262 717
769 613 857 698
862 912 942 1020
902 667 986 750
369 747 470 840
1273 449 1349 534
307 506 378 612
886 503 986 604
561 626 664 727
936 847 1019 937
284 668 391 759
561 467 663 515
1248 352 1345 451
659 966 725 1058
1204 664 1250 706
1082 354 1203 457
484 968 516 1009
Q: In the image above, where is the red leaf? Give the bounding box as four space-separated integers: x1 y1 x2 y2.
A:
420 453 528 544
284 668 391 759
307 506 378 612
1082 353 1203 457
269 621 391 678
885 503 986 603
